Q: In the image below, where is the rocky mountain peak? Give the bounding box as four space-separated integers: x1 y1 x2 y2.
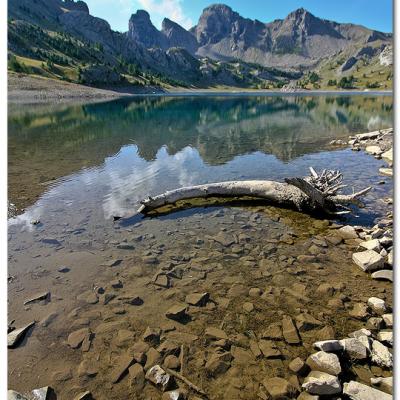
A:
128 10 167 49
161 18 198 54
63 0 89 14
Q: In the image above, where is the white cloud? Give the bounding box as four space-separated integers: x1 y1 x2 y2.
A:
135 0 193 29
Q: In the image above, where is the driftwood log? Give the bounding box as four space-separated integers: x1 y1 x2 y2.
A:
138 167 371 216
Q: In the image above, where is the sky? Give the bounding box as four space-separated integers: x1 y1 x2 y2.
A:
84 0 393 34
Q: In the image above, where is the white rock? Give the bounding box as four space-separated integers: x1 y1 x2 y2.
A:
380 248 388 257
352 250 384 272
339 338 368 359
349 328 371 338
387 250 393 266
313 340 343 352
381 148 393 162
377 331 393 346
371 270 393 282
368 297 386 315
379 168 393 177
306 351 341 375
365 145 382 155
338 225 358 239
302 371 341 395
371 340 393 368
344 380 391 400
360 239 381 252
382 314 393 327
371 376 393 394
8 391 28 400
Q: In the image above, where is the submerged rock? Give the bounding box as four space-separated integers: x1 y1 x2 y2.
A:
343 380 391 400
282 316 301 344
165 304 187 321
110 354 135 383
23 291 50 305
185 292 209 306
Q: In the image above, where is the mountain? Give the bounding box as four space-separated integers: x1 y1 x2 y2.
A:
8 1 393 90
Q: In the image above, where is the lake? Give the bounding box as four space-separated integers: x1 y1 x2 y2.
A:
8 94 393 399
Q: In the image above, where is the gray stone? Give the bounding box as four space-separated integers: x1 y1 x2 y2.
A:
302 371 341 395
360 239 381 252
377 331 393 346
371 340 393 368
338 225 358 239
313 340 343 352
31 386 57 400
382 314 393 327
8 391 28 400
371 270 393 282
343 380 391 400
145 365 173 392
370 376 393 394
339 338 368 359
352 250 384 272
8 322 35 348
306 351 341 375
368 297 386 315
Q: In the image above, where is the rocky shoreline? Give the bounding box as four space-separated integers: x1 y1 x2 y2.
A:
8 129 393 400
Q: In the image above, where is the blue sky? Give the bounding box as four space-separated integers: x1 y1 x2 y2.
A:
84 0 393 33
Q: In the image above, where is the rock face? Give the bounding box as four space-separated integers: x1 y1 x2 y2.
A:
161 18 198 54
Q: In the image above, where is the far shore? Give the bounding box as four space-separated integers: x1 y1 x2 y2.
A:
8 72 393 105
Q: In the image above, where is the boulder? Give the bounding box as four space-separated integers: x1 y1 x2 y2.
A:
367 297 386 315
371 376 393 394
381 148 393 162
371 270 393 282
313 340 343 352
31 386 57 400
349 303 369 319
306 351 341 375
343 380 391 400
352 250 384 272
370 340 393 368
365 145 382 155
382 314 393 327
262 377 296 399
145 365 173 392
338 225 358 239
360 239 381 252
8 391 28 400
377 331 393 346
302 371 341 395
339 338 368 359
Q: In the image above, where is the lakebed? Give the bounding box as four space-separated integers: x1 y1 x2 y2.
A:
8 94 393 399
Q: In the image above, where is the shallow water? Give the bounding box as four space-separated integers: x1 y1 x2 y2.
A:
8 94 393 399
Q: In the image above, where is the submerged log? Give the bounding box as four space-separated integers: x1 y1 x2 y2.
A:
138 168 371 216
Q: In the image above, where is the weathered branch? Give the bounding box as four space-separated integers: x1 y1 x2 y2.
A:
138 168 372 216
